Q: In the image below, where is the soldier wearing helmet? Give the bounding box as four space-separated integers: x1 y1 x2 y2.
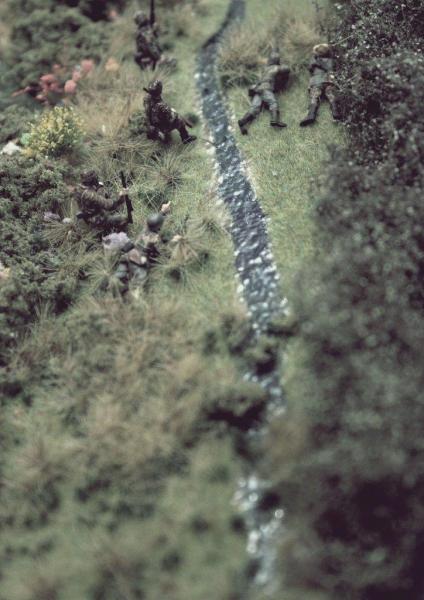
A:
143 80 197 144
299 43 341 126
115 203 171 292
75 170 129 233
238 49 290 135
134 11 162 71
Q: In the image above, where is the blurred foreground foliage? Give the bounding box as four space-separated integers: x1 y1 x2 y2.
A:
270 1 424 598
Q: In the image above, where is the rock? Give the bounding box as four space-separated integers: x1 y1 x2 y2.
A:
1 141 21 156
102 232 131 252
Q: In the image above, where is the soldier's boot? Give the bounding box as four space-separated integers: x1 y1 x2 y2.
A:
179 125 197 145
238 113 255 135
300 104 319 127
270 109 287 129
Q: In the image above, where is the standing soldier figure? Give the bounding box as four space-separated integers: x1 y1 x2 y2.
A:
75 171 129 232
143 80 197 144
134 11 162 71
238 51 290 135
299 43 341 127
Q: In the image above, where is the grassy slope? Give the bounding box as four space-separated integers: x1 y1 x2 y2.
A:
0 3 253 599
227 0 344 292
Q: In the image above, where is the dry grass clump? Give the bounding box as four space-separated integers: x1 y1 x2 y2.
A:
218 4 322 87
218 22 270 88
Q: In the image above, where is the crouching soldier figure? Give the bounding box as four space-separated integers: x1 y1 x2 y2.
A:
75 170 129 232
143 80 196 144
115 203 170 292
300 43 341 126
238 51 290 135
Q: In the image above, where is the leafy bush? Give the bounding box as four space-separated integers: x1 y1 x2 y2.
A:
6 4 109 87
0 104 36 145
269 1 424 598
0 156 80 367
24 106 84 158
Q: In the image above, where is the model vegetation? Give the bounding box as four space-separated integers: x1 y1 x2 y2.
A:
1 0 422 598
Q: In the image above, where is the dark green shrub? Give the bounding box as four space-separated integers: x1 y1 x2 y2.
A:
0 104 36 144
9 9 107 87
0 156 81 367
270 1 424 598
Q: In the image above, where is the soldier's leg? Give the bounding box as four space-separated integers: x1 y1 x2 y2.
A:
146 125 160 141
325 84 341 121
300 85 322 127
131 264 149 286
263 91 287 129
238 94 263 135
174 117 197 144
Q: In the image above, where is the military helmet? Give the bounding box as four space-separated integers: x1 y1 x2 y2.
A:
134 11 149 27
147 212 165 232
81 170 99 188
145 79 163 98
268 51 281 66
313 43 331 57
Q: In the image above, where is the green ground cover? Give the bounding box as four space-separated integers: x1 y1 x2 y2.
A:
0 2 267 598
222 0 345 292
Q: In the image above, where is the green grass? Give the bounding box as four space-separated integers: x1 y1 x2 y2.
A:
0 2 253 598
224 0 345 293
0 1 347 598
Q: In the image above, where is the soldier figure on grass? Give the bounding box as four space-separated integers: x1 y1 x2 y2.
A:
134 10 176 71
134 11 162 71
238 50 291 135
75 170 130 233
143 80 197 144
115 202 171 292
299 43 341 127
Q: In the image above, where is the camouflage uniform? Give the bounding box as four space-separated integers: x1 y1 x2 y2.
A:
143 80 196 144
75 171 127 232
134 12 162 71
300 44 341 126
238 52 290 135
115 213 166 291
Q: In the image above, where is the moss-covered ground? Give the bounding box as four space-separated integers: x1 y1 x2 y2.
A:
225 0 344 292
0 2 255 598
0 0 348 598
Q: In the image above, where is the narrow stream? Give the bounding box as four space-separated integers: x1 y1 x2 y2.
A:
196 0 288 594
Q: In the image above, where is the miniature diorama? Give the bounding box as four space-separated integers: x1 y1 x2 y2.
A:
1 1 421 599
238 50 290 135
299 43 341 126
143 79 197 144
75 170 131 232
115 203 170 292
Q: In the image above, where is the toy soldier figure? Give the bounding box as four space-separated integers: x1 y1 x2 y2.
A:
238 51 290 135
134 11 162 71
115 203 170 291
300 43 341 126
143 80 197 144
75 171 129 232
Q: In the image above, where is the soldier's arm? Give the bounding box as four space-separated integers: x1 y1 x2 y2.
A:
103 194 126 211
83 189 124 211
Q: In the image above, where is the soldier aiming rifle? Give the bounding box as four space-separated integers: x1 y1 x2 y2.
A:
238 50 290 135
75 170 132 233
299 43 341 126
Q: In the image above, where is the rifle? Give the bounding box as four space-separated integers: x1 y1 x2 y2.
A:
150 0 155 27
119 171 134 225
